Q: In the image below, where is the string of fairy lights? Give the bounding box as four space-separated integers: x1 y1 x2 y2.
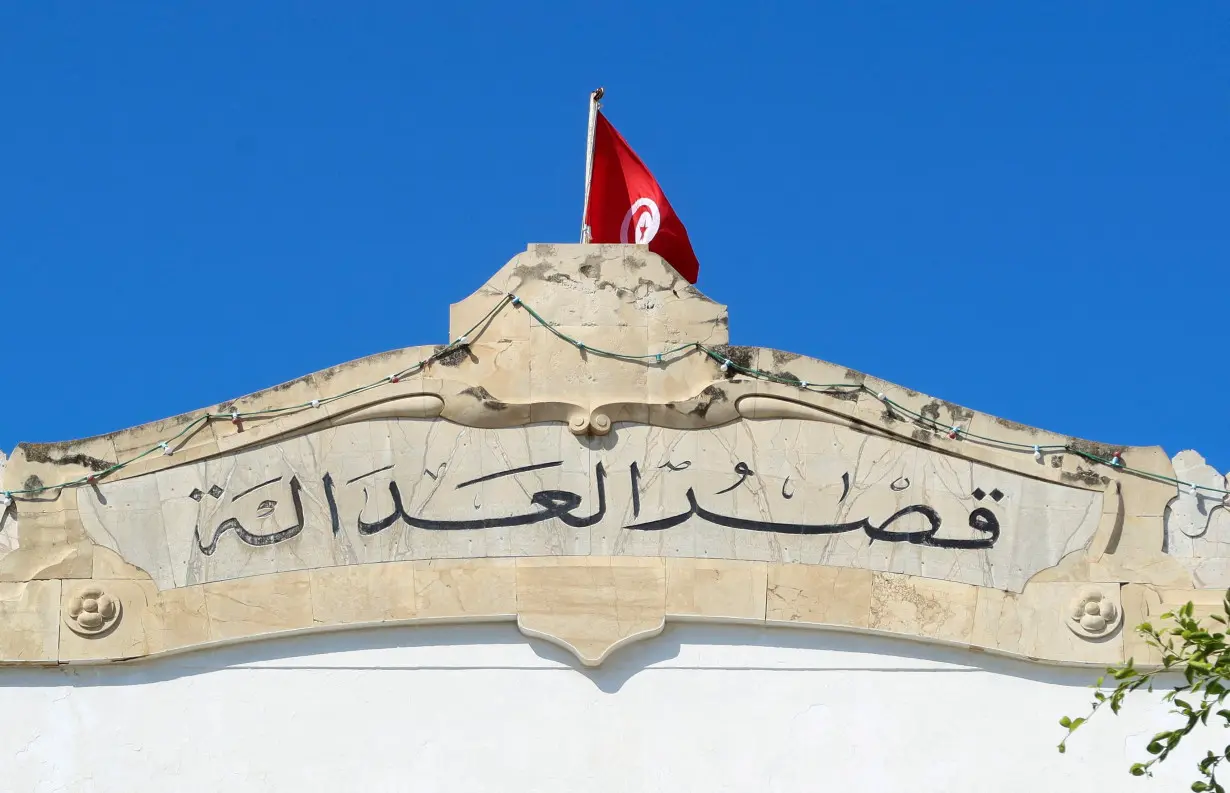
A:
2 292 1226 504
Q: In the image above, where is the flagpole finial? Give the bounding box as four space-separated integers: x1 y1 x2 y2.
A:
581 88 604 243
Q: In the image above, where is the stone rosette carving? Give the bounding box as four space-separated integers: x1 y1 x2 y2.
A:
1066 589 1120 639
64 586 122 636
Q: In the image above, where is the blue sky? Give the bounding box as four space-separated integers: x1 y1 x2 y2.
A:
1 3 1226 475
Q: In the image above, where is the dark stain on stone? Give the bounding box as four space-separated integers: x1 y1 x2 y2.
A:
1062 467 1109 487
23 475 43 491
579 254 604 279
265 374 317 395
512 260 575 286
686 289 720 306
636 277 669 296
689 403 711 418
1067 438 1120 462
940 401 974 422
512 261 551 281
689 385 729 418
709 345 755 379
623 255 647 270
776 370 802 385
843 368 867 384
825 388 860 402
771 350 800 367
994 416 1038 434
1050 455 1063 469
22 444 114 472
319 349 404 382
773 368 859 401
881 408 900 424
594 280 630 298
434 344 471 367
915 400 973 431
911 428 933 443
460 386 507 411
590 275 669 300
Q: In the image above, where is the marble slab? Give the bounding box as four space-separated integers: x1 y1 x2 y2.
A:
1163 450 1230 587
77 417 1102 593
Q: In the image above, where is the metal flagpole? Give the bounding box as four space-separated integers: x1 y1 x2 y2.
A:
580 87 604 243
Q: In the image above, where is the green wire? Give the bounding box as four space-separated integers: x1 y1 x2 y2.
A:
5 292 1226 499
517 302 698 361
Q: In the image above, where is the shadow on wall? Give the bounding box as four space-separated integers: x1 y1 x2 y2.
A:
0 622 1106 693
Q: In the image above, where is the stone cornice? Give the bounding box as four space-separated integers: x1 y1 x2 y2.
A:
0 244 1221 668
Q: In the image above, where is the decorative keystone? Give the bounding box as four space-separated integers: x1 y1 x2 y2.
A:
1066 589 1120 639
65 585 122 637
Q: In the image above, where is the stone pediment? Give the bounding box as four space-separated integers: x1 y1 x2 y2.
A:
0 244 1223 667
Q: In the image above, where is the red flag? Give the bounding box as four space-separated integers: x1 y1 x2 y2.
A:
584 112 700 283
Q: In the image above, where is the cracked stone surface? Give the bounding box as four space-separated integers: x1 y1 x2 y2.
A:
1165 450 1230 586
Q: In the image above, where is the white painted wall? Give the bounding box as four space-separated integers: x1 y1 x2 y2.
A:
0 624 1207 792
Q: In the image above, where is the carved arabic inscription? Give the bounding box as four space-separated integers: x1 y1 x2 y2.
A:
78 419 1102 592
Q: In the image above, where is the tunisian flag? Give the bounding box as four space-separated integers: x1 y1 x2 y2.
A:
584 112 701 283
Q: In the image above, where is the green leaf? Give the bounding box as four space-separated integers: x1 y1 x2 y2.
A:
1148 741 1164 755
1059 716 1072 728
1131 764 1147 776
1194 782 1209 791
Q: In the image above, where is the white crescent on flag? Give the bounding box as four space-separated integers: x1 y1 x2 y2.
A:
620 198 661 244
